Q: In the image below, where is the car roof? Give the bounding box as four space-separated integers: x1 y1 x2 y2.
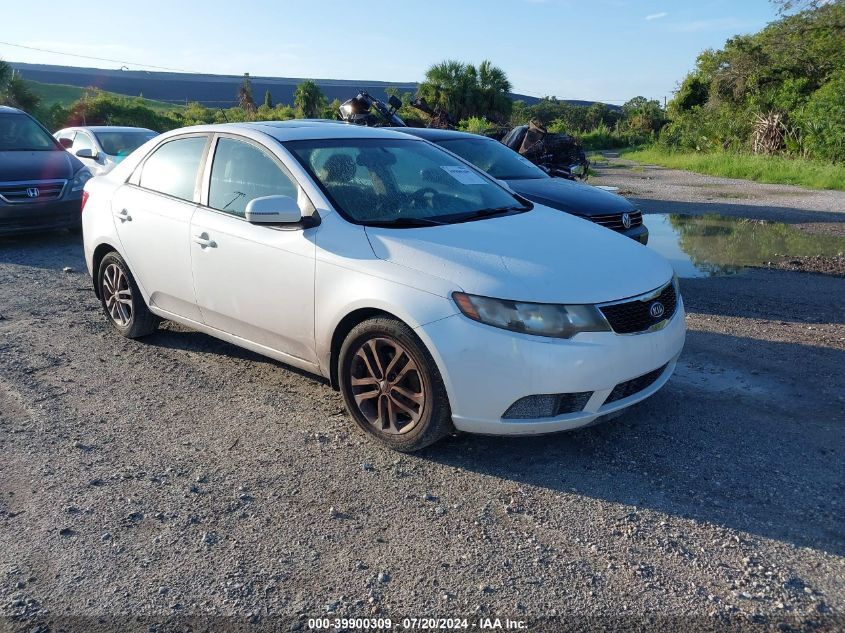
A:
57 125 156 133
0 105 25 114
170 121 420 142
390 127 487 141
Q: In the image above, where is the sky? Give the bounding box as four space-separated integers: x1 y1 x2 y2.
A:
0 0 781 104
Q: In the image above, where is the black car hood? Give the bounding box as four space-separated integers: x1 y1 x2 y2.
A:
506 177 634 217
0 149 82 182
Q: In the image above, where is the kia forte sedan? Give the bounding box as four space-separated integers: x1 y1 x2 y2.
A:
82 122 685 451
398 127 649 243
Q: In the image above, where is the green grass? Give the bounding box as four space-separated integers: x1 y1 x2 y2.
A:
25 80 184 113
621 147 845 191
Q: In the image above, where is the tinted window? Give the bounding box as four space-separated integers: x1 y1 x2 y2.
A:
139 136 207 201
209 138 298 217
95 130 156 157
437 137 548 181
0 112 59 151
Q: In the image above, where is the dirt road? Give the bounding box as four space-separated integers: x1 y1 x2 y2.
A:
1 163 843 632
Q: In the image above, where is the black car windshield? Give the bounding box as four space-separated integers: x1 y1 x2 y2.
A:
0 112 60 151
285 138 531 226
436 136 549 181
94 130 157 157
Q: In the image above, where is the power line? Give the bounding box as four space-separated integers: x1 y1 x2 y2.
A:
0 40 201 74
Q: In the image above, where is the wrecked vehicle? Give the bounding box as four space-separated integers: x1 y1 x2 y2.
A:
502 121 589 181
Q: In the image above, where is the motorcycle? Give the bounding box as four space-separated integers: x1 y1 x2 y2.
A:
502 121 589 181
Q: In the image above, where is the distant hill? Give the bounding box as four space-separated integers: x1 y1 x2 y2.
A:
23 79 183 112
10 62 602 109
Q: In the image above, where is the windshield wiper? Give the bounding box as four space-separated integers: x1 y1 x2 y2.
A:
447 205 529 222
366 216 447 228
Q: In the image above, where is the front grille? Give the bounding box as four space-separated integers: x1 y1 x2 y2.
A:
604 364 668 404
503 391 593 419
600 282 677 334
0 180 67 204
591 210 642 232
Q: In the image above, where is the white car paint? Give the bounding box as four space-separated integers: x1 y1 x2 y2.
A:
82 122 685 437
55 126 157 176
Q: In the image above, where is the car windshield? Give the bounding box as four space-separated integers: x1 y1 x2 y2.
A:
94 130 157 157
436 136 549 181
285 138 531 226
0 112 60 151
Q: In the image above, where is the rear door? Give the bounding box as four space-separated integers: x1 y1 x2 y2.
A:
112 134 210 323
189 134 318 363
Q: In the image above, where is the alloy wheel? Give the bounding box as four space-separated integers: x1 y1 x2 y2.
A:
349 337 426 435
102 262 132 327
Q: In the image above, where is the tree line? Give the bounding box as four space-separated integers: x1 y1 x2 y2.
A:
2 0 842 162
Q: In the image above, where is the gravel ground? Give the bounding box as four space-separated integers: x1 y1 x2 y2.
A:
1 165 844 632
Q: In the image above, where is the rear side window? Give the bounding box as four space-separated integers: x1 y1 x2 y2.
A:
208 138 298 217
139 136 208 202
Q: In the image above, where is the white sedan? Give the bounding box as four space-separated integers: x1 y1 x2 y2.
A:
82 122 685 451
55 125 157 176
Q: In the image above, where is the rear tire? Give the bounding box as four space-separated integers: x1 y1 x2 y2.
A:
97 251 158 338
339 317 453 452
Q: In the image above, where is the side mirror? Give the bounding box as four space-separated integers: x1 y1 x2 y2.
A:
244 195 302 224
58 137 73 149
75 148 97 159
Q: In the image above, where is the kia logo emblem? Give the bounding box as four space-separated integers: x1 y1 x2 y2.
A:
621 212 632 229
26 187 40 198
650 302 665 319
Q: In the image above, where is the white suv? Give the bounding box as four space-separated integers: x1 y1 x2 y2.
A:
82 122 685 451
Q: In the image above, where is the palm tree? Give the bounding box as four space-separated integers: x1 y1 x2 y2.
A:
0 59 40 112
477 60 512 121
294 80 326 119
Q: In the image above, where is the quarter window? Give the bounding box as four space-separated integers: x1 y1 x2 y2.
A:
139 136 208 202
209 138 299 218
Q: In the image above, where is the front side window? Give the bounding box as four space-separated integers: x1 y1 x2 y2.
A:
0 112 60 151
208 138 299 217
71 132 95 154
285 138 530 226
138 136 208 202
437 137 549 181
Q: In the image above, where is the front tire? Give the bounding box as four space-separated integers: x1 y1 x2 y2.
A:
97 251 158 338
339 317 453 452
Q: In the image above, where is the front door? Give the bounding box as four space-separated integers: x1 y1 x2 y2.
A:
189 136 317 363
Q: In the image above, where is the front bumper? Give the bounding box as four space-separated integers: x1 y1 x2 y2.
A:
416 297 685 435
621 223 649 244
0 198 82 235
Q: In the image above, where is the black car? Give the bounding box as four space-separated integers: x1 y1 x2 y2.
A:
0 106 91 235
397 128 648 243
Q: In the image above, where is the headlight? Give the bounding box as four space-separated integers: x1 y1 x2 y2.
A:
452 292 610 339
70 167 93 192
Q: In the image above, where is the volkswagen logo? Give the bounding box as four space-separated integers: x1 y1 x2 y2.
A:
26 187 40 198
649 302 665 319
621 212 632 229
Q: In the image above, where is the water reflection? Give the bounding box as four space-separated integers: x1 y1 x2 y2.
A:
644 214 845 278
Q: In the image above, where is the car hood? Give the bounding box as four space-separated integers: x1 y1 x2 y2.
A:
0 149 82 182
506 177 634 217
365 205 672 304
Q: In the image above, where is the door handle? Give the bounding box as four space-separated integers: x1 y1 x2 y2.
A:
192 233 217 248
113 208 132 222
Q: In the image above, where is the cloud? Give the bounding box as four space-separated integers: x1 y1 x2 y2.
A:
645 12 668 20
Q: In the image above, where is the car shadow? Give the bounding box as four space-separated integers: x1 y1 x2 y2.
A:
415 328 845 556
